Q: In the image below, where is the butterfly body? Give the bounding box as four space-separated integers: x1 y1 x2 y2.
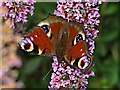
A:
19 14 93 70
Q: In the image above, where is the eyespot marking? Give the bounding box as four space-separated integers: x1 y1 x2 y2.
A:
19 37 34 52
78 56 92 69
37 22 52 38
70 56 92 70
41 25 50 34
73 32 85 45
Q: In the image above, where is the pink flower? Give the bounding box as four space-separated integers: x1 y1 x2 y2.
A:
1 0 35 28
48 56 95 89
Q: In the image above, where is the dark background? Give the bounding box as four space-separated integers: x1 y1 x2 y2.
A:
17 2 118 89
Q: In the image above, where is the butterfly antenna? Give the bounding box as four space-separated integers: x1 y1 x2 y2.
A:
43 68 52 80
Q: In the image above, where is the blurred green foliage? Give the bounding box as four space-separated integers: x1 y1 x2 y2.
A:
17 2 118 89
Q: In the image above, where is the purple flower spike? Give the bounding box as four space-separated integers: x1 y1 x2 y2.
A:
48 56 94 89
1 0 35 29
54 0 103 54
51 0 103 89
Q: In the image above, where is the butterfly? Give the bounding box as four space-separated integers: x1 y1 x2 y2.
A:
19 14 93 70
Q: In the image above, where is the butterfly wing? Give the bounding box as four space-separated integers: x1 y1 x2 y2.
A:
19 14 67 56
64 22 93 69
19 14 93 69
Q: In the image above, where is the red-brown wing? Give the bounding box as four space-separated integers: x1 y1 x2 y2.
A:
27 27 53 54
66 41 87 61
65 22 86 60
36 15 66 55
19 15 66 55
65 22 93 69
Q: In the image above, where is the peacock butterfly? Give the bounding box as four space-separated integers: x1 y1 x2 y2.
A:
19 14 93 70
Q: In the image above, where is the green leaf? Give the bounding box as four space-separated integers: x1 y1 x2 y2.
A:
102 4 118 16
101 29 118 42
41 2 56 14
23 58 41 74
